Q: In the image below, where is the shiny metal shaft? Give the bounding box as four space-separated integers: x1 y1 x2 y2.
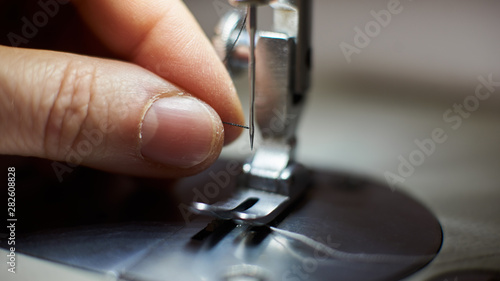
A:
247 5 256 150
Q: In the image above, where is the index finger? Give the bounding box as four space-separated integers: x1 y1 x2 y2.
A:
73 0 244 144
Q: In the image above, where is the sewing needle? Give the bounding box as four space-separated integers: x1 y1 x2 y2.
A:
247 4 256 150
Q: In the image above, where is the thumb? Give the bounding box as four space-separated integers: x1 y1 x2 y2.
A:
0 46 224 178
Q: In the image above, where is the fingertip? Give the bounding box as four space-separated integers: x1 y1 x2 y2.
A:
74 0 245 146
140 94 224 169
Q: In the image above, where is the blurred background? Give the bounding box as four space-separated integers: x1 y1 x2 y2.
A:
185 0 500 279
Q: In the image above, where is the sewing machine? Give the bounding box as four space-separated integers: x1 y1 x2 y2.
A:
9 1 500 280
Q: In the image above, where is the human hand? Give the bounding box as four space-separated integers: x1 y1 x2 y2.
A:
0 0 244 178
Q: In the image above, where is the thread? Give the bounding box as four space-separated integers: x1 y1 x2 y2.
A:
223 121 249 129
270 226 435 264
223 10 248 64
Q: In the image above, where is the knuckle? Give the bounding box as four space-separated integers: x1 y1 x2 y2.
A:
42 60 99 160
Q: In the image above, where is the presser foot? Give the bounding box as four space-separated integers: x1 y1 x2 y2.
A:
191 163 309 225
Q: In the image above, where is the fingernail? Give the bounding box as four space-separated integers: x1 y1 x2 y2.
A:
141 95 220 168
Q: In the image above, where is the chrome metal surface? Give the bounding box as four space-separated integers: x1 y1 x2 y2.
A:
213 0 311 145
2 159 442 281
193 189 288 225
201 0 312 225
255 33 296 142
192 161 309 225
268 0 311 95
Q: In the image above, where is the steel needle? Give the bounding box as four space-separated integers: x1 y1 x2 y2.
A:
247 4 256 150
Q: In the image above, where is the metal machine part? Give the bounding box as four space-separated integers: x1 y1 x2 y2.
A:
227 0 262 149
248 4 256 149
193 0 312 226
4 160 442 281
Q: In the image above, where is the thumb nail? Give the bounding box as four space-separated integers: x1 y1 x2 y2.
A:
140 95 221 168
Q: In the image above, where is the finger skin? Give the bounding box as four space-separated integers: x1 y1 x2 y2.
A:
73 0 244 144
0 46 223 177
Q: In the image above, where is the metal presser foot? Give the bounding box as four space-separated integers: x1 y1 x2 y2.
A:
192 0 312 225
192 145 310 225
